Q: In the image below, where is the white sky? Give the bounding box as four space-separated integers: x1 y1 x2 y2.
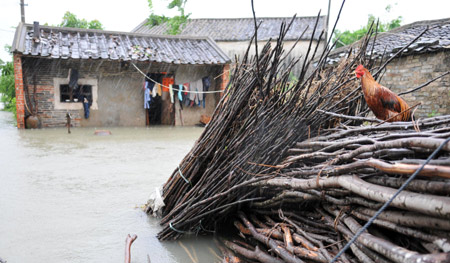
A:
1 0 449 62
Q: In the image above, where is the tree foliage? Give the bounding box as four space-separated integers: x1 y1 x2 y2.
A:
0 45 15 114
146 0 190 35
333 5 402 48
58 11 104 30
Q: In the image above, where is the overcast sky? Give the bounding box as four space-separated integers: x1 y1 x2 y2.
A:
1 0 449 62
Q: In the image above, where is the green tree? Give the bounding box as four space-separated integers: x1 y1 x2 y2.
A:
58 11 104 30
0 45 16 115
146 0 190 35
333 5 402 48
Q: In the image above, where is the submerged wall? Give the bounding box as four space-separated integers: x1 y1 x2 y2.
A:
17 57 227 128
173 65 225 126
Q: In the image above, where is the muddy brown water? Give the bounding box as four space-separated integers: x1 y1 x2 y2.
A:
0 111 221 263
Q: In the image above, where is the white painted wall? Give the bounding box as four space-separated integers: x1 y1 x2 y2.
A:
217 40 325 77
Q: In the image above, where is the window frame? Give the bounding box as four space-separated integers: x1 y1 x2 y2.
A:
53 77 98 110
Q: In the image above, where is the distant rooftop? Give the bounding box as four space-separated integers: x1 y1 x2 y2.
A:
132 16 326 41
12 22 230 65
327 17 450 64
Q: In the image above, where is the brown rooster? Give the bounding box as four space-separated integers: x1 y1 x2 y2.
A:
355 65 411 122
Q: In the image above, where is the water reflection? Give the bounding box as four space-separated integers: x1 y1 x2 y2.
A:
0 111 219 263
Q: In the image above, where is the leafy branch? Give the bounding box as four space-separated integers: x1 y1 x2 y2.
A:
333 5 402 48
0 45 16 116
58 11 104 30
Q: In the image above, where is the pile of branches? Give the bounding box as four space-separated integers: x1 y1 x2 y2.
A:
145 4 450 262
149 10 376 240
221 116 450 263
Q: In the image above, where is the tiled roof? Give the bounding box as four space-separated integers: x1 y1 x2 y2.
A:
132 17 326 41
327 18 450 64
12 22 230 65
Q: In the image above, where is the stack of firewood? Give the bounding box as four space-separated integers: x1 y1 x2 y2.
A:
150 14 370 241
145 8 450 262
221 117 450 263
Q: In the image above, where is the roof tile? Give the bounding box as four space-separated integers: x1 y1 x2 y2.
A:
132 17 325 41
12 23 230 65
327 18 450 64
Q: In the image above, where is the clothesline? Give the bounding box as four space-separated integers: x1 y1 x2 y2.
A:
131 61 224 94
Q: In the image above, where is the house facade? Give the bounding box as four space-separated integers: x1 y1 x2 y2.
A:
132 17 326 77
12 22 230 128
327 18 450 118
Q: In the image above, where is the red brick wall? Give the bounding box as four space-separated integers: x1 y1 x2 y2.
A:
13 54 25 128
220 64 231 96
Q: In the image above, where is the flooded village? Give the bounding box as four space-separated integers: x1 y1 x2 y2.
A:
1 0 450 262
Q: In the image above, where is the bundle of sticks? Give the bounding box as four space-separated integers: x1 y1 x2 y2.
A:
220 116 450 263
150 11 371 241
145 5 450 262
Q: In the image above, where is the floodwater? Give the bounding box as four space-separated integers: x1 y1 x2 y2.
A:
0 111 221 263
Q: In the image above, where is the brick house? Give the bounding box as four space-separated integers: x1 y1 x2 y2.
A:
327 18 450 118
11 22 230 128
132 17 326 77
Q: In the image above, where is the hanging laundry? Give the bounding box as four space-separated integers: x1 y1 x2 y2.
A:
178 84 183 102
190 79 203 105
202 76 211 91
81 95 91 119
183 83 189 96
156 84 162 96
152 83 157 97
148 81 155 92
189 81 196 103
202 76 211 109
144 86 151 109
198 79 204 106
197 79 204 102
169 84 174 104
175 84 184 110
184 83 191 106
162 77 174 92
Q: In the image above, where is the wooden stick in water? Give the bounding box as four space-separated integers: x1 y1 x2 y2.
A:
125 234 137 263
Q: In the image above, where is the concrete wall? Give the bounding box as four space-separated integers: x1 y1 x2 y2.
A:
173 64 225 126
217 40 324 77
380 51 450 118
18 57 226 128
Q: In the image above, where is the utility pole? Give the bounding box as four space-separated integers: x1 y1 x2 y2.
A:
20 0 25 23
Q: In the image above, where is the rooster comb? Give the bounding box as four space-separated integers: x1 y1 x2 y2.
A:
356 65 364 71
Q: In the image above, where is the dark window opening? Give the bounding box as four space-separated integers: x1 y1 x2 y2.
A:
60 84 92 103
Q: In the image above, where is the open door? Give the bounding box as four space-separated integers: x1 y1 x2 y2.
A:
144 73 175 125
144 73 163 125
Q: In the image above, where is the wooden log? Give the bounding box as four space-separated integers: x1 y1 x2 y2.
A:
256 175 450 218
125 234 137 263
351 210 450 252
354 207 450 231
215 239 242 263
224 240 284 263
363 159 450 179
366 176 450 195
282 225 295 254
338 210 450 263
238 211 304 263
331 137 450 165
